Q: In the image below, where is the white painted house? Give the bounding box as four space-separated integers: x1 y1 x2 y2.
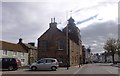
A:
0 40 28 66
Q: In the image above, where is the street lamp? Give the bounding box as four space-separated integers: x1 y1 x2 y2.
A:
65 10 70 70
104 51 107 63
66 21 69 70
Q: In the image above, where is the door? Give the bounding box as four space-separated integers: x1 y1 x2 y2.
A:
45 59 52 69
0 58 2 69
36 59 46 70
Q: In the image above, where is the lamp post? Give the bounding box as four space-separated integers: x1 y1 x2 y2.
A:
65 10 70 70
66 22 69 70
104 51 107 63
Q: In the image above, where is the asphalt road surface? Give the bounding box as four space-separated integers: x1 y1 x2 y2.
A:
1 63 119 76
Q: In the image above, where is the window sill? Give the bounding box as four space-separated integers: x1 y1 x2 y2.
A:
58 49 64 51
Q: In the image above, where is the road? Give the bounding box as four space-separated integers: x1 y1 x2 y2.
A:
74 63 119 76
1 63 119 76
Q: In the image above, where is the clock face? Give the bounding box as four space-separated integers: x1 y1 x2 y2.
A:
68 29 74 34
68 29 71 32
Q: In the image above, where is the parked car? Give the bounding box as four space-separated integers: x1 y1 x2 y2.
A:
0 58 21 71
30 58 59 71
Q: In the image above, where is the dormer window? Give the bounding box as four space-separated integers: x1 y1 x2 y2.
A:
13 52 17 56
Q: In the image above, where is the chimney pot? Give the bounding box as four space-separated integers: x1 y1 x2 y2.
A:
49 17 57 28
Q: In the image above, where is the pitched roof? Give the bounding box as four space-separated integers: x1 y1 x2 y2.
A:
38 27 66 39
0 40 27 52
23 43 37 50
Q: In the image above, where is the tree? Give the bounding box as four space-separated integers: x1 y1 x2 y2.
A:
117 39 120 56
103 38 117 64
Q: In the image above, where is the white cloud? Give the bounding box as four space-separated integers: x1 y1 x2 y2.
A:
74 0 118 29
81 21 118 53
92 43 97 46
1 0 119 53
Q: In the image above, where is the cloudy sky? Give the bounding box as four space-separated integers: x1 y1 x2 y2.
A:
1 0 119 53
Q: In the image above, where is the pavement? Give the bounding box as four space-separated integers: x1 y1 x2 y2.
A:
19 64 83 69
19 65 29 69
19 63 120 69
110 63 120 68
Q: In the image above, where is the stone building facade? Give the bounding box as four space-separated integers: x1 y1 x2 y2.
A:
38 17 82 66
18 38 37 65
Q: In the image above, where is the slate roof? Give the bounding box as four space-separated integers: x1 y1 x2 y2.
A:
0 40 27 52
23 43 37 50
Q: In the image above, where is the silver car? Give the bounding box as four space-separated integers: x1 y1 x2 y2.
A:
30 58 59 71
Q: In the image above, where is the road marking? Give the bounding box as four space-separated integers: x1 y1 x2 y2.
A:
101 66 113 74
73 64 86 75
106 70 113 74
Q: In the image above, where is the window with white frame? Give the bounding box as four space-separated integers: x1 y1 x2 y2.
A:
21 52 24 56
3 50 7 55
21 59 25 63
57 40 64 50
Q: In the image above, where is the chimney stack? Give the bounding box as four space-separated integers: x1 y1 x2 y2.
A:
28 42 35 46
18 38 22 44
49 17 57 28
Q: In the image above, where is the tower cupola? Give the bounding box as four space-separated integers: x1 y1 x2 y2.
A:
68 17 75 26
